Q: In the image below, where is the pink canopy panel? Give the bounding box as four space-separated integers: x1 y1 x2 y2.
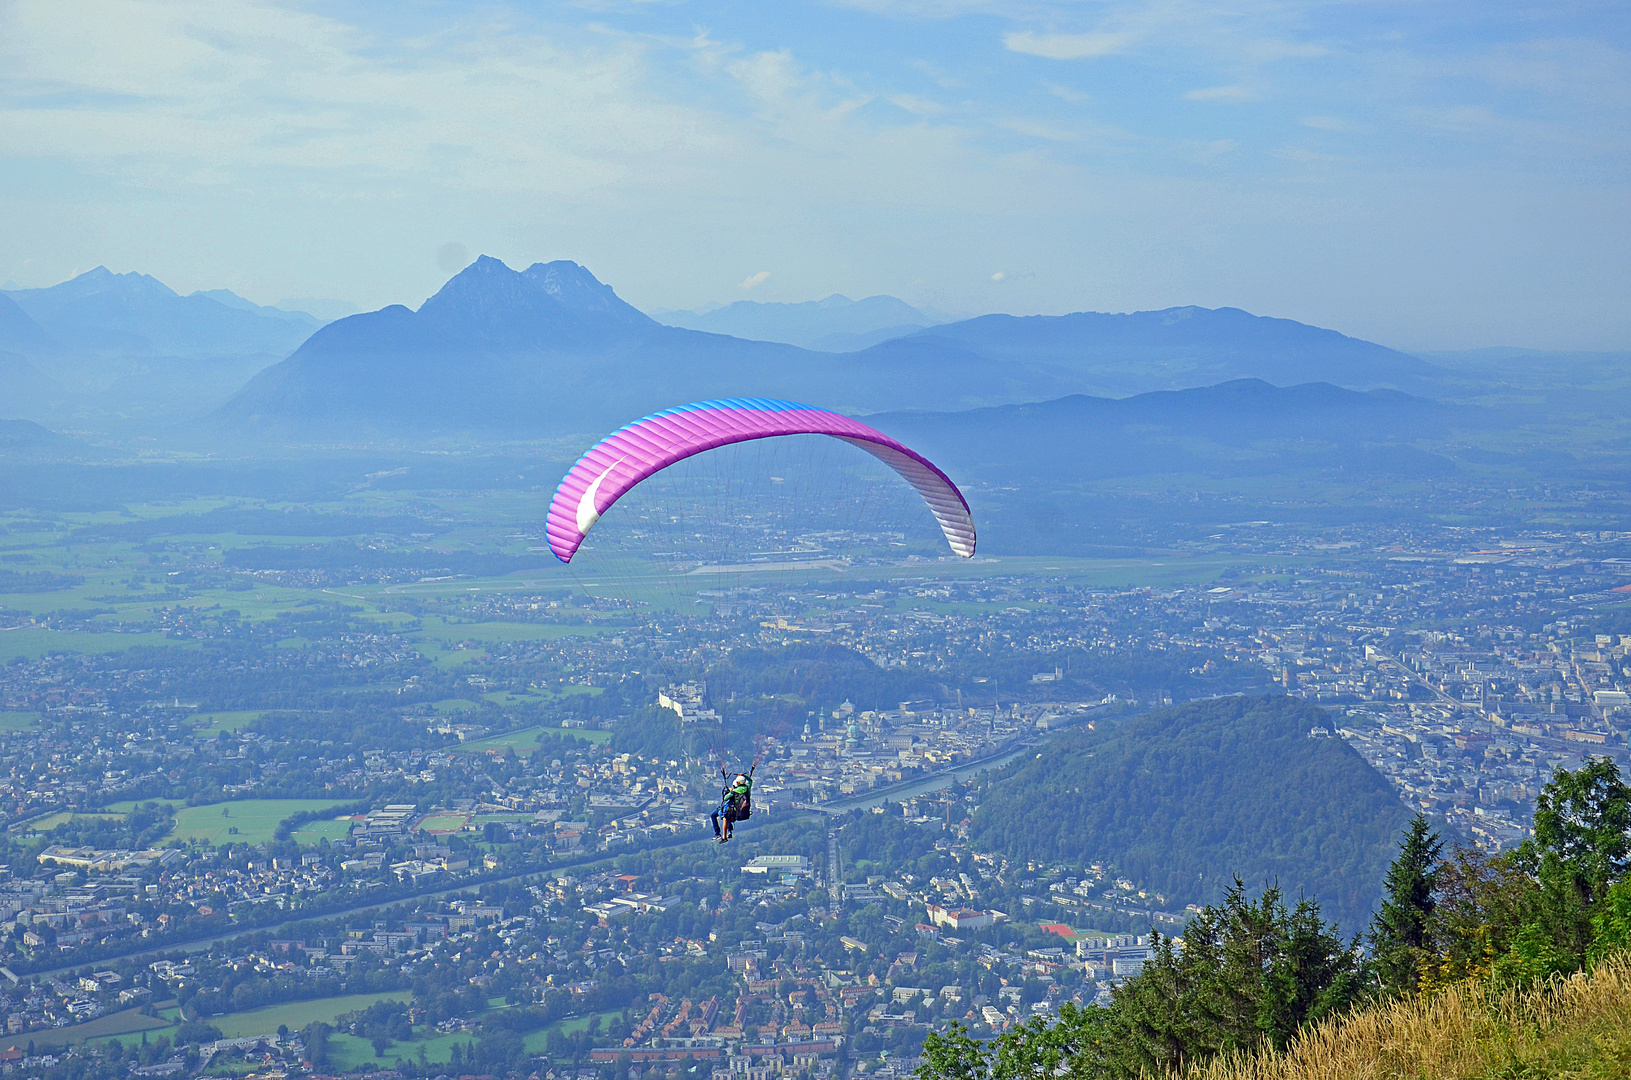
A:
545 398 977 563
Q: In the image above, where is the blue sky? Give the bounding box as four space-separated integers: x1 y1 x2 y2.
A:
0 0 1626 349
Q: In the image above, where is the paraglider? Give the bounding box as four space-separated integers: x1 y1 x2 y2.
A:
545 398 976 563
711 765 754 843
546 398 976 843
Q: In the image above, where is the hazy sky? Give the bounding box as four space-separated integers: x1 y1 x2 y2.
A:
1 0 1626 350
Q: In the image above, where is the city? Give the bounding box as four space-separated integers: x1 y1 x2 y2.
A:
3 503 1630 1076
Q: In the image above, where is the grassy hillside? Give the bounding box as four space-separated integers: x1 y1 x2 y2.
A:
970 695 1412 931
1190 954 1631 1080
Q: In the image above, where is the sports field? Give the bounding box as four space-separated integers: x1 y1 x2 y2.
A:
291 816 355 845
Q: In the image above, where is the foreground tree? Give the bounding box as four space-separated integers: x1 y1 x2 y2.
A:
1517 756 1631 968
919 881 1362 1080
1369 814 1442 996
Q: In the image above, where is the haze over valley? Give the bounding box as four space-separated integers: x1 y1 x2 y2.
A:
3 1 1630 1078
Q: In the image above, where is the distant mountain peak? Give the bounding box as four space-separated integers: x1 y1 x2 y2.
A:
420 256 652 331
62 266 178 299
2 266 318 361
521 260 650 324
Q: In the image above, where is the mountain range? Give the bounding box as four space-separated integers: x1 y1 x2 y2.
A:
215 256 1443 439
867 379 1467 485
3 267 320 357
653 294 943 351
0 268 329 425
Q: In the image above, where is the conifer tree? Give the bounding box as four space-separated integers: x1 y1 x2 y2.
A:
1368 814 1441 996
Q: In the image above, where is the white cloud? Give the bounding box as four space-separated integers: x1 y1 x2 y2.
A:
990 271 1006 282
1003 31 1132 61
1185 84 1259 103
889 93 946 115
0 0 725 198
740 270 771 290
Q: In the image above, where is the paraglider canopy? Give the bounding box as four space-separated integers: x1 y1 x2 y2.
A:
545 398 976 563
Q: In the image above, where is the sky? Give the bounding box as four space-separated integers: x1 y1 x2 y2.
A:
0 0 1626 351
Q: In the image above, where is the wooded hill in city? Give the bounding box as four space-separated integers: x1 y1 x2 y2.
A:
969 695 1412 932
921 757 1631 1080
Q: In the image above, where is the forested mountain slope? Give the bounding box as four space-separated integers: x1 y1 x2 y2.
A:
970 695 1412 931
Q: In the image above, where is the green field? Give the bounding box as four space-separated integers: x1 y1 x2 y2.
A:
0 710 38 730
456 725 609 755
0 627 181 660
14 810 124 834
18 1007 173 1049
418 814 469 833
102 798 186 813
522 1008 626 1054
212 991 413 1039
172 799 352 846
290 816 355 845
324 1030 472 1070
192 711 265 734
310 1004 623 1069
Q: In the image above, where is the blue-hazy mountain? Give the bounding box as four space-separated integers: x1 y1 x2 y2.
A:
0 294 65 416
0 269 326 427
218 256 818 435
216 257 1444 438
0 417 78 456
0 292 55 354
274 297 361 323
0 353 63 417
863 306 1435 397
192 288 328 326
869 379 1464 485
654 294 939 350
3 268 318 357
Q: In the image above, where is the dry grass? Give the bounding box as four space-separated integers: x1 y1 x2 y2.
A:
1187 954 1631 1080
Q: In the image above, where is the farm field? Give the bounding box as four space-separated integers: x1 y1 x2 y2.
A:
0 627 181 660
19 1007 173 1049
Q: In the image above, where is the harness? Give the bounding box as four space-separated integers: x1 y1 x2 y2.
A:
720 767 754 820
